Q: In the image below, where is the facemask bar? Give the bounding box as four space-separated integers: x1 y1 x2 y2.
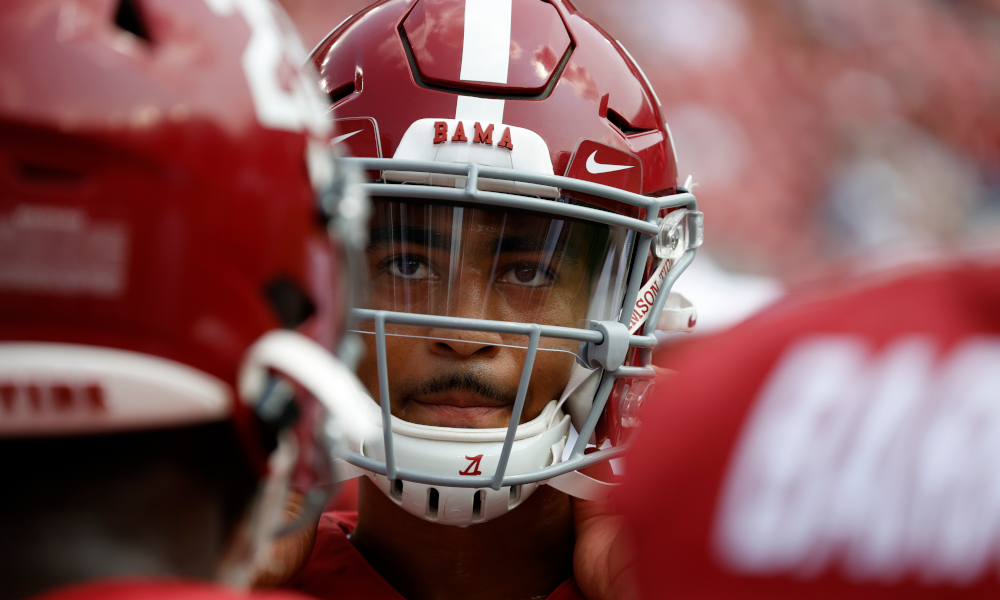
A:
347 329 583 357
318 156 373 367
339 156 700 491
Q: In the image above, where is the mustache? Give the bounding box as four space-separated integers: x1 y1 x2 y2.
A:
401 373 518 406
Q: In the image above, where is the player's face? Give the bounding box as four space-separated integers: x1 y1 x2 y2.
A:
355 200 603 428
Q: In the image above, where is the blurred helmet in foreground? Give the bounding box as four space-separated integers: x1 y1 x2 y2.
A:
0 0 370 578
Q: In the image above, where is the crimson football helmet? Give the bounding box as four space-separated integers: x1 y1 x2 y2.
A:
313 0 702 526
0 0 370 573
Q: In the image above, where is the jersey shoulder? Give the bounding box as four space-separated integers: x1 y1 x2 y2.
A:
33 580 316 600
287 511 401 600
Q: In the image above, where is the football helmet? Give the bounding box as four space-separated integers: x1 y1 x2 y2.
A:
0 0 370 574
313 0 701 526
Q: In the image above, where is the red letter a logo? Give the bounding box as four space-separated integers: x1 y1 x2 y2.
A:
459 454 484 476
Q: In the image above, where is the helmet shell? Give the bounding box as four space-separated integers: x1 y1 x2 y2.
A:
0 0 345 478
312 0 677 196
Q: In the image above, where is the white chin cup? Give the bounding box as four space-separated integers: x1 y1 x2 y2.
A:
356 400 571 527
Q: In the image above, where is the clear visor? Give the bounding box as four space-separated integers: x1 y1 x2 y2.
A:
353 198 635 357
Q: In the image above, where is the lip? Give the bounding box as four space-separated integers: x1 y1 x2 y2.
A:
405 392 511 428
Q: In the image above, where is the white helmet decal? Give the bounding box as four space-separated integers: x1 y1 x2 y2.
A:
203 0 330 136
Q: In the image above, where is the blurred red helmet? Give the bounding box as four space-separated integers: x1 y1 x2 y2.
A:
623 256 1000 599
0 0 371 493
310 0 701 527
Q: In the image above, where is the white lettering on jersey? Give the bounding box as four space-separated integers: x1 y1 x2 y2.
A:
716 335 1000 585
202 0 329 136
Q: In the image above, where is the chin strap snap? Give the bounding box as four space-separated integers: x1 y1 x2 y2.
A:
546 469 619 502
577 320 631 371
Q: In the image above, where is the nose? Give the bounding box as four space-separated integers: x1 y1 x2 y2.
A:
427 262 506 358
426 327 503 359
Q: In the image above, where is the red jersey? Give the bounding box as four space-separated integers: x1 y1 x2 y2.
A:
288 511 584 600
622 256 1000 599
33 579 313 600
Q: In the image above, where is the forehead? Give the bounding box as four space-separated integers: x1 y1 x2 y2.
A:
370 201 555 231
366 200 612 268
367 200 578 252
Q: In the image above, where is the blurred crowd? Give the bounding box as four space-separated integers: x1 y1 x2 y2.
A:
578 0 1000 276
281 0 1000 282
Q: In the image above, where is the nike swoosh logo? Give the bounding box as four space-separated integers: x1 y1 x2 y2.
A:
586 151 634 174
331 130 362 146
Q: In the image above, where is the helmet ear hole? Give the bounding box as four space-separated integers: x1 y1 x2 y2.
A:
265 278 317 329
390 478 403 502
114 0 151 43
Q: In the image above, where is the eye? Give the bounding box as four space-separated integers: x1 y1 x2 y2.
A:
386 256 432 280
498 263 553 287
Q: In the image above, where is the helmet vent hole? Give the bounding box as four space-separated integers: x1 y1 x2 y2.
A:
390 479 403 502
508 485 521 508
606 108 649 136
427 487 439 519
472 490 484 520
15 162 86 187
328 81 355 107
114 0 151 43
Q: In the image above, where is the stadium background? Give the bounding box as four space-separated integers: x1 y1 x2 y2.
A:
278 0 1000 331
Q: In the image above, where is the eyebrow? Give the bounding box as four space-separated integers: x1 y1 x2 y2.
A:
367 223 583 263
368 225 451 251
493 235 569 257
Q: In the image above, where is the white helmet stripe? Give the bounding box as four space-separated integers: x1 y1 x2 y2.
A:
460 0 512 84
453 0 513 123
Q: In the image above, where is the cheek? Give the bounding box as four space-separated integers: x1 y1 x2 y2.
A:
536 280 594 328
526 352 575 413
358 334 440 398
355 336 380 400
355 335 424 400
495 291 587 331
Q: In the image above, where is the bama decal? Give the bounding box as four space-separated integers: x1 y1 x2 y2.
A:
716 335 1000 585
433 121 514 151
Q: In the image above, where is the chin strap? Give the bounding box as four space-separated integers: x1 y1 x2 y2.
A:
545 469 619 502
333 458 367 483
239 330 375 443
656 291 697 333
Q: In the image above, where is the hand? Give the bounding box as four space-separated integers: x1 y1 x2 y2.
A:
249 490 320 589
571 457 639 600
